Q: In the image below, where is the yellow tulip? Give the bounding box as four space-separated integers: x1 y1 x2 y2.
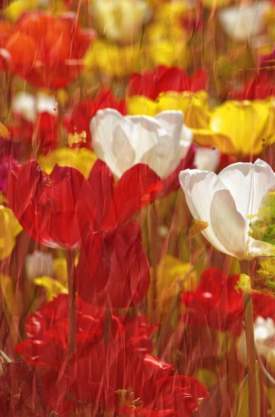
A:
34 276 68 301
0 274 17 315
53 256 67 286
0 206 22 260
201 0 233 9
4 0 38 20
193 100 275 155
39 147 97 178
84 40 142 78
127 91 210 129
154 255 197 321
145 22 189 68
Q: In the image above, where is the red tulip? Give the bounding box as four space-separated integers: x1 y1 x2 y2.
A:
182 268 275 334
127 66 207 100
6 160 85 248
0 12 95 89
76 221 150 308
16 295 207 417
64 89 126 145
9 112 58 154
77 159 163 233
230 73 275 100
182 268 244 334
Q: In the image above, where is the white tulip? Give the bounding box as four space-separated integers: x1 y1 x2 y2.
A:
25 250 54 281
238 317 275 365
194 147 220 172
219 1 271 41
91 109 192 179
179 159 275 259
90 0 151 43
12 92 58 123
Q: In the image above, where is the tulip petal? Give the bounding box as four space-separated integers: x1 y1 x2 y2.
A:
210 189 247 258
218 159 275 220
179 169 229 254
247 237 275 258
104 163 162 229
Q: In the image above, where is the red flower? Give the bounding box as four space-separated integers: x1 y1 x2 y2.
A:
76 221 150 308
127 66 207 100
64 89 126 145
77 159 162 233
182 268 243 333
6 160 85 248
230 73 275 100
75 160 161 308
6 157 161 248
182 268 275 334
9 112 58 154
16 295 207 417
0 12 95 89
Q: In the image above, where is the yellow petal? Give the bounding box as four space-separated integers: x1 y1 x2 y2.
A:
53 256 67 285
0 206 22 260
127 96 157 116
39 147 97 178
4 0 38 20
34 276 68 301
157 91 210 129
0 123 10 140
0 274 17 315
155 255 197 321
194 100 273 155
202 0 232 8
84 40 141 78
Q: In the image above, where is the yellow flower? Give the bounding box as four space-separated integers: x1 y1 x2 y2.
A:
53 256 67 285
34 276 68 301
127 91 210 129
4 0 38 20
0 206 22 260
84 40 142 78
145 22 189 67
193 100 275 155
0 274 17 315
201 0 232 9
154 255 197 321
39 147 97 178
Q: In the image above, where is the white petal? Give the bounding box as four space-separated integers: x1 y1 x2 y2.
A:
37 94 58 115
91 109 127 176
247 237 275 258
12 92 36 123
154 110 184 139
112 124 136 175
194 147 220 171
219 1 271 41
179 169 230 254
210 189 247 258
218 159 275 220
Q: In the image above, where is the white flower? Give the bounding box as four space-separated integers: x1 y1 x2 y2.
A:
25 250 54 281
219 1 271 41
194 147 220 172
90 0 151 43
238 317 275 365
91 109 192 178
179 159 275 259
12 92 58 123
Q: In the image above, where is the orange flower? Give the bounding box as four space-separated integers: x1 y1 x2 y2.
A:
0 12 95 89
